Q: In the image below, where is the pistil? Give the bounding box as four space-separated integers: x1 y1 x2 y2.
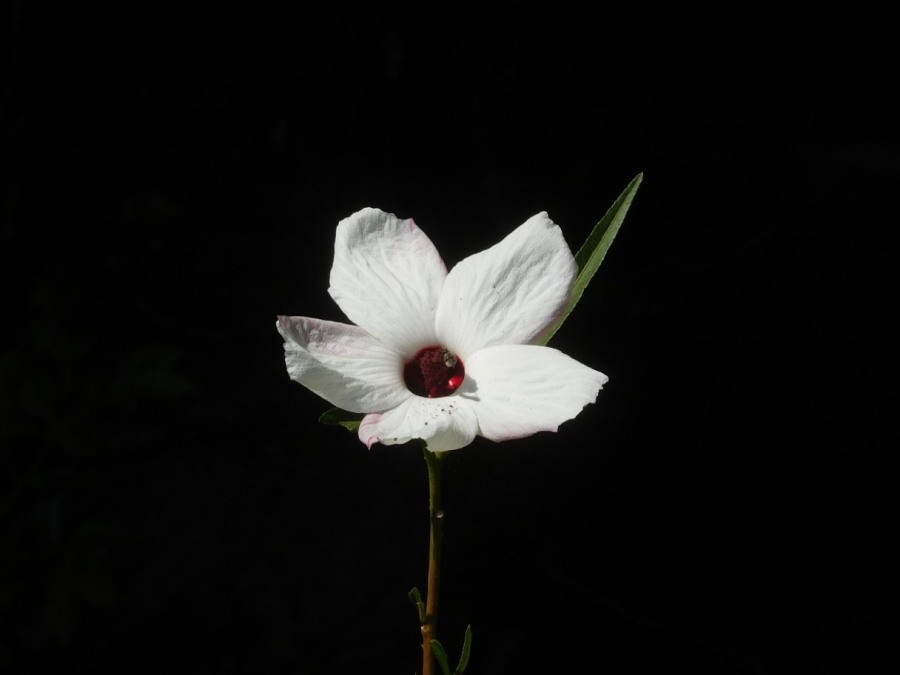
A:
404 346 466 398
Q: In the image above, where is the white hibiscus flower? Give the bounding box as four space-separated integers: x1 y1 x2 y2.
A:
277 207 608 453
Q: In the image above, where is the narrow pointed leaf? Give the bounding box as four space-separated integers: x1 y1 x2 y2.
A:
318 406 365 432
539 172 643 345
431 640 452 675
408 587 426 624
455 625 473 674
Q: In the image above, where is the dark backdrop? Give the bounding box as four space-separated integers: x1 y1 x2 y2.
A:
2 4 897 674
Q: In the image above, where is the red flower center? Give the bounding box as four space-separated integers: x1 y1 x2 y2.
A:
403 345 466 398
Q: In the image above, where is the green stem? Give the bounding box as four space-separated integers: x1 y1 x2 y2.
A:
421 446 444 675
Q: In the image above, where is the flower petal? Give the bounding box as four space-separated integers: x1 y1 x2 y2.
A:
329 207 447 356
464 344 607 442
435 212 577 358
358 395 479 453
276 316 410 413
358 413 383 450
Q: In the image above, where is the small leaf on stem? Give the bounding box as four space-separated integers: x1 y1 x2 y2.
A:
317 406 365 432
430 640 452 675
408 587 426 624
456 625 473 674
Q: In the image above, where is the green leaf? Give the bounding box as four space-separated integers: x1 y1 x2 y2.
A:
408 587 426 624
317 406 365 432
455 625 473 674
431 640 452 675
539 172 643 345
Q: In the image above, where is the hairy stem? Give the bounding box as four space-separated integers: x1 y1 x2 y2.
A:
421 447 444 675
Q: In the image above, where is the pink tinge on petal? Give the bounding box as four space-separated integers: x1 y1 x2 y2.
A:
358 413 382 449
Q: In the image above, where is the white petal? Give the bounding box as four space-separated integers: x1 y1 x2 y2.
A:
329 208 447 356
464 344 607 442
276 316 410 413
435 212 577 358
358 395 479 453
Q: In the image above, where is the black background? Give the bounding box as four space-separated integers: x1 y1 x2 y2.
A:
2 4 897 674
